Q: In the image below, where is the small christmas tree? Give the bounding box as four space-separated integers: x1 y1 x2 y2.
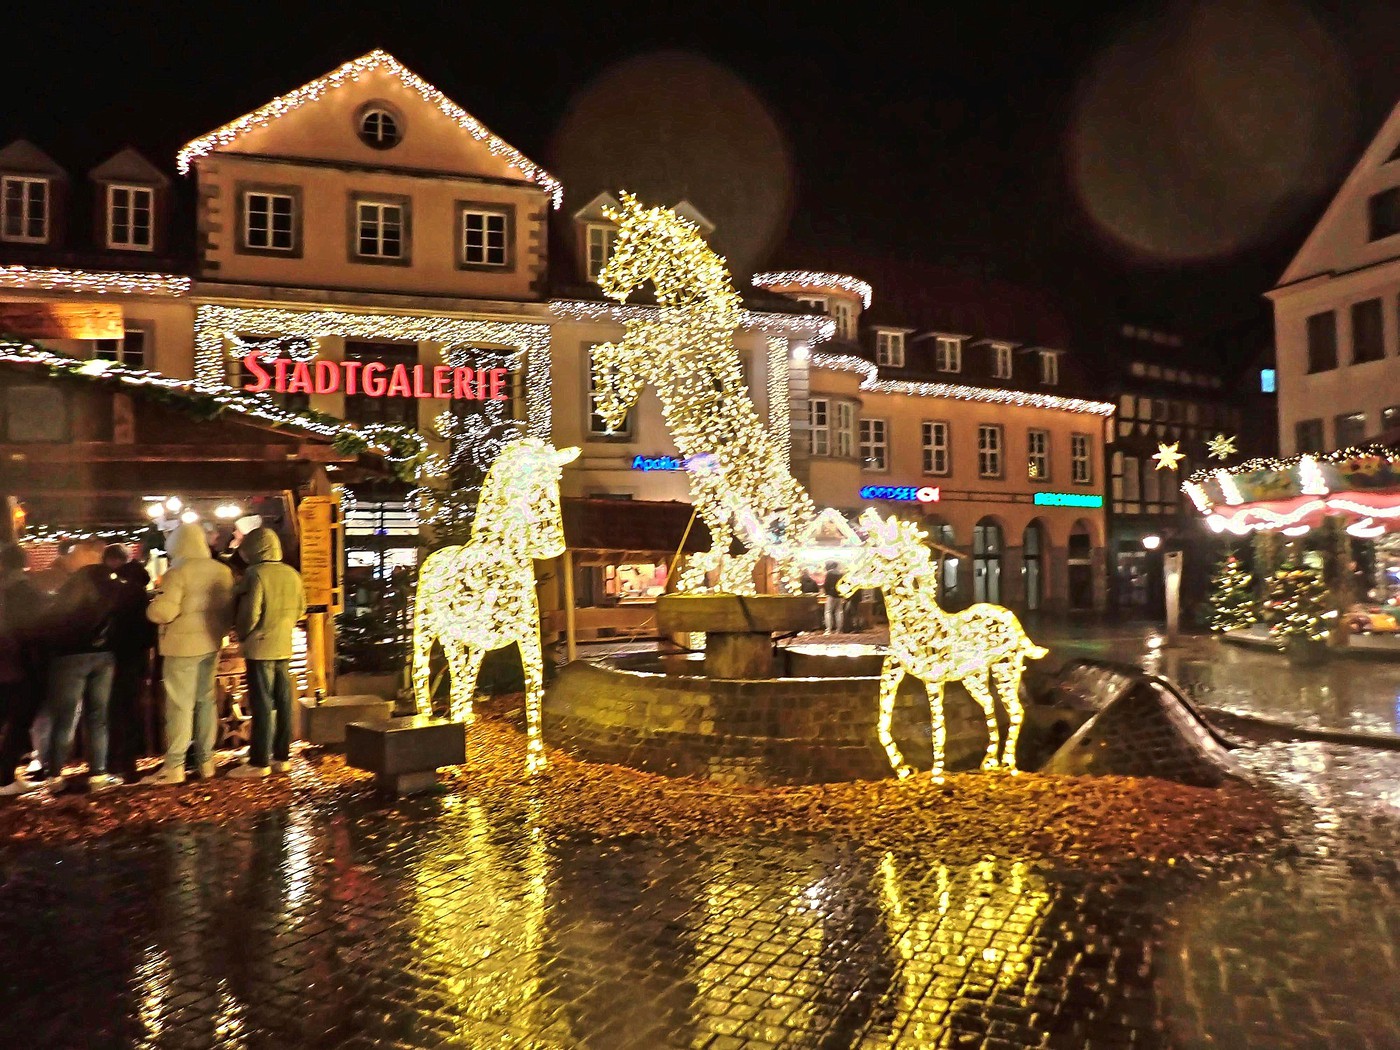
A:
1208 554 1257 632
1264 563 1332 649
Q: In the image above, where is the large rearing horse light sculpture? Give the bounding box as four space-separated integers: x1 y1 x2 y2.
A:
591 193 815 594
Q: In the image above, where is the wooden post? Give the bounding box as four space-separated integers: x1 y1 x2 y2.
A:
563 548 577 663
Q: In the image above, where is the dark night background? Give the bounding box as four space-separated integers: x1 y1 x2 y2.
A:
7 0 1400 366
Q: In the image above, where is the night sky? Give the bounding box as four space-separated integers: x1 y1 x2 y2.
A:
10 1 1400 362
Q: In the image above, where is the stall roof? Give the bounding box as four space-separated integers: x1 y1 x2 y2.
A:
563 498 710 560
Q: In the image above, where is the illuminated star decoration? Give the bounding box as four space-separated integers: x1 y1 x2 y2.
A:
839 511 1047 779
1153 442 1186 471
1206 433 1237 461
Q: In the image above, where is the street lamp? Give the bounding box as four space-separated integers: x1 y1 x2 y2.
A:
1142 534 1162 550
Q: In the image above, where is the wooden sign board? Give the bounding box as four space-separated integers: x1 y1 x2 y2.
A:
0 302 124 340
297 495 343 613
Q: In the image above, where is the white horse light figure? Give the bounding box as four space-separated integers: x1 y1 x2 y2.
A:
591 194 815 594
839 511 1047 778
411 438 579 771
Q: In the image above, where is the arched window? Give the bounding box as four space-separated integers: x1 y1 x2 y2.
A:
1023 521 1045 611
973 518 1003 604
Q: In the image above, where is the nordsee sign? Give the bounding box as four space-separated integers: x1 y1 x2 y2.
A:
1033 491 1104 508
859 485 941 504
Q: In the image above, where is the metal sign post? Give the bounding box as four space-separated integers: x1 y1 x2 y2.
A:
1164 549 1183 647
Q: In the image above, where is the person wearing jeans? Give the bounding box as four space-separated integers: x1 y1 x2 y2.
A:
144 524 233 787
229 527 304 779
39 549 121 791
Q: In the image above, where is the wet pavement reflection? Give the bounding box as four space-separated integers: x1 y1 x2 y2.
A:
0 732 1396 1048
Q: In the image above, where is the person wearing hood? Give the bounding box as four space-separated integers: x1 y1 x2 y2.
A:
228 527 305 779
143 523 234 786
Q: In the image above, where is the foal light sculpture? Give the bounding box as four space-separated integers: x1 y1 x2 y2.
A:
839 511 1047 778
412 438 579 772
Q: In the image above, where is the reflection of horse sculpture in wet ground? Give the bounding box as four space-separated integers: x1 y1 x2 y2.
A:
590 194 814 594
412 438 579 771
840 511 1047 778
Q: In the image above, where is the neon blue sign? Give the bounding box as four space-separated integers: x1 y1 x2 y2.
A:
859 485 941 503
1033 491 1104 508
631 454 686 472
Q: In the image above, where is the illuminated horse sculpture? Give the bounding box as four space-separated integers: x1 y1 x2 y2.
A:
591 194 815 593
412 438 579 771
839 511 1047 778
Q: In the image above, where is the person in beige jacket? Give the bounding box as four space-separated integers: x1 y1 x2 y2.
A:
227 527 305 779
143 523 234 785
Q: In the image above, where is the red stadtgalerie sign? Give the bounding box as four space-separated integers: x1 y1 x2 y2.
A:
242 355 509 401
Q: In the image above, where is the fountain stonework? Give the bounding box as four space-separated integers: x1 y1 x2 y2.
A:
544 594 1000 785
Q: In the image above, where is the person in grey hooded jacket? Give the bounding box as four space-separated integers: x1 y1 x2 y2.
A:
228 527 305 779
143 523 234 786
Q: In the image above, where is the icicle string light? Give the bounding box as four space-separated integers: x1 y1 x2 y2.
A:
839 510 1046 779
551 298 835 343
590 194 816 593
411 438 579 772
1184 444 1400 513
810 351 1115 416
0 264 190 297
177 49 563 207
751 271 874 309
766 336 792 463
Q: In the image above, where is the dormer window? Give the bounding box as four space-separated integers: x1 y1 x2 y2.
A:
1039 350 1061 385
106 185 153 250
934 336 962 373
876 330 905 368
832 300 855 340
991 343 1013 379
587 223 617 280
1 176 48 243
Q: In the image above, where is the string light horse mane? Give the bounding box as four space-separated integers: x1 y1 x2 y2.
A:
591 194 815 593
839 511 1047 779
412 437 579 772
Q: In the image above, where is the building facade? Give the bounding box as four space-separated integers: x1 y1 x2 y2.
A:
754 271 1113 613
1270 97 1400 456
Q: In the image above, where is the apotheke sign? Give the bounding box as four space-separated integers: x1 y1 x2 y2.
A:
859 485 941 504
242 356 510 400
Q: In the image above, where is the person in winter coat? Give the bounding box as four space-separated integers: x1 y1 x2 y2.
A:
228 527 305 779
40 552 126 792
103 545 156 783
0 544 49 796
143 524 234 786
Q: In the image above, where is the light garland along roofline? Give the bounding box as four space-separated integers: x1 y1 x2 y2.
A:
0 265 191 298
752 271 874 309
1183 443 1400 486
176 49 563 208
550 298 836 342
0 340 428 472
810 351 1115 416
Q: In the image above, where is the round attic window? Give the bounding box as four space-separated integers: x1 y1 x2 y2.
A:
357 106 402 149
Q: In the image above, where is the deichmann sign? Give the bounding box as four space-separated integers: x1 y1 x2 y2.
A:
242 356 510 400
860 485 941 504
1033 491 1104 508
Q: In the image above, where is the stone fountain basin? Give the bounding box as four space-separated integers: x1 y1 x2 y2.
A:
543 643 1018 786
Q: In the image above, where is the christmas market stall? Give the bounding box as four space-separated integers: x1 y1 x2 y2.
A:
1184 444 1400 658
0 340 409 744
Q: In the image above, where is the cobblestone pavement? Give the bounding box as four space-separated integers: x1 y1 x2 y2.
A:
0 733 1396 1049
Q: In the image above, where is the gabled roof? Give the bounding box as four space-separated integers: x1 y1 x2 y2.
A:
176 49 562 207
673 199 715 236
1277 96 1400 287
0 139 67 179
572 191 622 223
88 147 169 187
